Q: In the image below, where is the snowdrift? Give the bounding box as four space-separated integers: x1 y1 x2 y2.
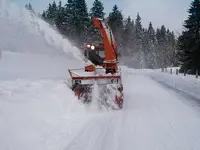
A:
2 1 200 150
0 51 82 80
121 67 200 100
151 71 200 99
0 1 97 150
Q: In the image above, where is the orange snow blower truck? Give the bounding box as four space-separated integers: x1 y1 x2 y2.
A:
68 18 124 109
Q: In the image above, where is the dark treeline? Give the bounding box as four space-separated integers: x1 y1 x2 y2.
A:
27 0 177 69
177 0 200 75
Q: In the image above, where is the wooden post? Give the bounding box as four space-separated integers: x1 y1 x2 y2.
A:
184 69 186 76
170 69 172 75
196 70 198 78
176 69 179 75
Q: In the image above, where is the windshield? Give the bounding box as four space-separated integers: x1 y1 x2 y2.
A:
98 51 105 58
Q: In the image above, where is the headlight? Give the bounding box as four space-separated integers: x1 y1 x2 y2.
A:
91 45 95 50
87 44 91 48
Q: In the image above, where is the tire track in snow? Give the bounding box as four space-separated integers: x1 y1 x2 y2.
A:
64 74 200 150
150 76 200 108
64 112 125 150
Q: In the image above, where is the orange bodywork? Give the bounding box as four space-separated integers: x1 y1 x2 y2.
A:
69 18 124 109
85 64 95 72
92 18 118 72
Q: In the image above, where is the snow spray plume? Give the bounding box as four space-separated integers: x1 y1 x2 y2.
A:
90 81 101 112
0 0 84 62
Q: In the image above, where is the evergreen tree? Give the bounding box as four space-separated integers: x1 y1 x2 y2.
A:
134 13 145 68
73 0 90 44
166 30 176 66
156 25 168 67
177 0 200 74
45 1 58 25
25 3 35 15
40 0 177 69
42 10 47 19
108 5 123 33
63 0 76 39
108 5 124 49
122 16 135 56
25 3 33 11
147 22 157 68
177 32 191 70
142 28 150 67
90 0 105 19
55 1 65 28
148 22 156 43
89 0 105 42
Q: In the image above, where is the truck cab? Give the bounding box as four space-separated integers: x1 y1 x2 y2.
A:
83 43 105 66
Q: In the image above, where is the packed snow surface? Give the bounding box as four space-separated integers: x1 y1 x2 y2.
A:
64 69 200 150
1 0 200 150
1 56 200 150
151 69 200 99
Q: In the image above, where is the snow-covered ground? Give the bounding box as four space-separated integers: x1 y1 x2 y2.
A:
0 51 82 80
123 67 200 100
151 69 200 100
0 1 91 149
0 78 91 150
1 0 200 150
0 52 200 150
1 51 200 150
64 71 200 150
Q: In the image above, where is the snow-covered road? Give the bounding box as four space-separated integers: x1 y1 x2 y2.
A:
1 1 200 149
1 52 200 150
63 73 200 150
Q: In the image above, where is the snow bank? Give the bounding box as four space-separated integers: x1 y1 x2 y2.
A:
0 78 94 150
63 72 200 150
0 51 82 80
150 71 200 99
0 1 94 150
121 66 200 100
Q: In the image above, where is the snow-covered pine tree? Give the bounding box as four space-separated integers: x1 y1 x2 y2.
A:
142 28 150 68
122 16 135 56
134 13 145 68
55 1 65 29
147 22 157 69
41 10 46 19
45 1 58 26
90 0 105 19
156 25 168 68
107 5 124 51
88 0 105 42
73 0 90 44
166 29 176 67
177 0 200 74
40 0 177 66
62 0 76 40
25 3 33 12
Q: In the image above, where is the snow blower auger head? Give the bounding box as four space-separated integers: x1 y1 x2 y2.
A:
68 68 124 109
68 18 124 110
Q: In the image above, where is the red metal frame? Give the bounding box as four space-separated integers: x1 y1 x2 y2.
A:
68 68 124 109
71 75 121 80
68 69 121 80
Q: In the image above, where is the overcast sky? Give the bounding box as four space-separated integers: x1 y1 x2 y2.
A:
13 0 192 33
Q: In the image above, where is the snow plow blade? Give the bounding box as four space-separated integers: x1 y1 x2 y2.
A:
68 68 124 109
